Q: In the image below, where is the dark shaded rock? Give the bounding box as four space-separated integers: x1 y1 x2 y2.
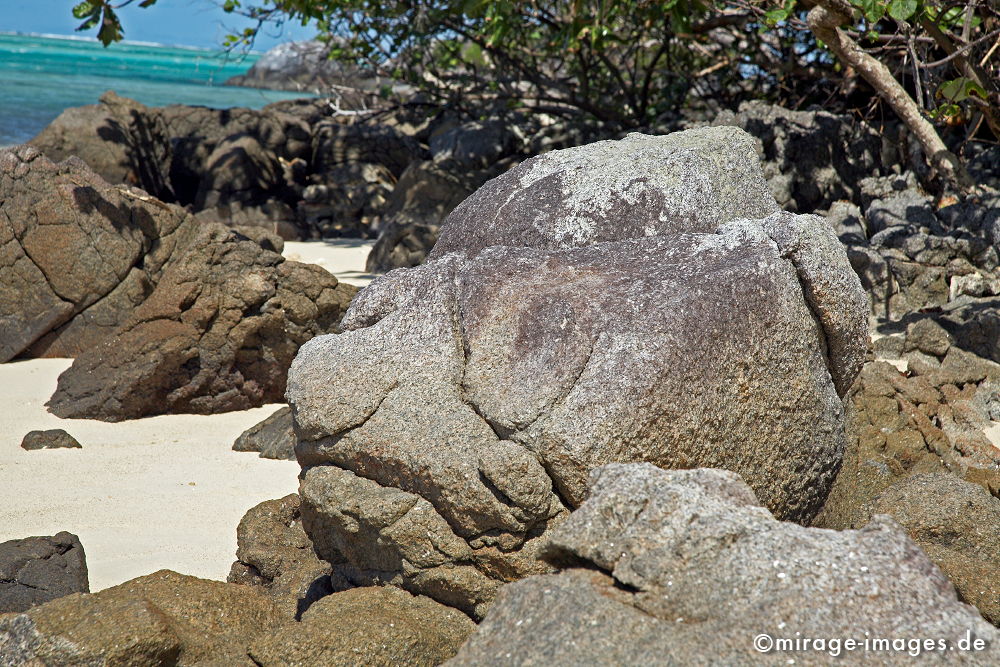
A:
47 225 357 421
233 407 296 460
448 464 1000 665
856 473 1000 626
311 120 424 179
29 91 174 201
297 161 394 239
428 120 517 169
866 189 938 235
248 586 475 666
228 494 332 618
20 430 82 451
814 360 1000 530
429 126 779 261
0 533 88 613
291 202 867 619
0 570 281 666
366 160 492 272
0 145 195 361
711 101 885 212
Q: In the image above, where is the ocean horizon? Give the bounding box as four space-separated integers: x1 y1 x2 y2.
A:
0 32 314 146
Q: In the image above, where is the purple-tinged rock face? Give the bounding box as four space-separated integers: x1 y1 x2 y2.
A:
287 128 870 617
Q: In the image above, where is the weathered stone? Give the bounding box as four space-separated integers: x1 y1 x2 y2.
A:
19 430 82 451
228 494 332 618
857 473 1000 626
448 464 1000 665
47 225 357 420
428 126 779 260
232 407 296 460
0 533 88 614
0 570 281 666
291 204 867 617
0 145 195 361
248 586 475 666
815 360 1000 529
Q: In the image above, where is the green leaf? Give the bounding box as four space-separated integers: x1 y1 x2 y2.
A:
936 77 986 103
96 8 123 46
887 0 918 22
72 2 96 20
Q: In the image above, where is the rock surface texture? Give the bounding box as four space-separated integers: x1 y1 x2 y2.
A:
0 533 88 614
447 464 999 665
232 407 297 460
19 430 82 451
247 586 475 666
288 128 870 619
0 570 280 666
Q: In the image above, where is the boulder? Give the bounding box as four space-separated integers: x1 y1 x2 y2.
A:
447 464 999 665
0 533 88 613
47 224 357 420
0 145 195 361
28 91 174 201
228 494 332 617
247 586 475 666
233 407 296 460
20 430 82 450
428 127 780 261
856 473 1000 626
0 570 281 666
289 131 868 617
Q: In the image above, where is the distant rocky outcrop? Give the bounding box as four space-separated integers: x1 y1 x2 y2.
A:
448 463 999 664
288 128 869 619
0 533 88 614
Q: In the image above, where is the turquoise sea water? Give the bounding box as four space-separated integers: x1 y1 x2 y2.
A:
0 32 312 146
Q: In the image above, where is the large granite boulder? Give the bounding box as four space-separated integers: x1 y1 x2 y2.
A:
0 533 88 614
47 224 357 420
0 570 281 666
448 464 999 665
247 586 475 666
288 128 869 618
0 145 195 361
856 473 1000 626
428 126 780 260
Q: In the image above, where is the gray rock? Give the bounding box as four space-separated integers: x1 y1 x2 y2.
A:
290 206 867 616
20 430 82 451
447 464 999 665
0 533 88 613
233 407 296 460
904 318 953 358
857 473 1000 626
428 126 779 261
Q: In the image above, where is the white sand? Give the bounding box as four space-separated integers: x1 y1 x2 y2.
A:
283 238 378 287
0 359 299 591
0 238 376 592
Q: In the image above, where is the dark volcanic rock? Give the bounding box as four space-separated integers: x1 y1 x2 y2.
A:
0 533 88 613
289 127 869 618
227 494 332 618
712 101 886 212
856 473 1000 626
0 570 281 666
20 430 82 451
0 145 195 361
47 225 357 421
247 586 475 666
233 407 296 460
448 464 999 665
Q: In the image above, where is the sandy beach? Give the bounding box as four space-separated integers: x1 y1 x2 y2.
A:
0 239 374 591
